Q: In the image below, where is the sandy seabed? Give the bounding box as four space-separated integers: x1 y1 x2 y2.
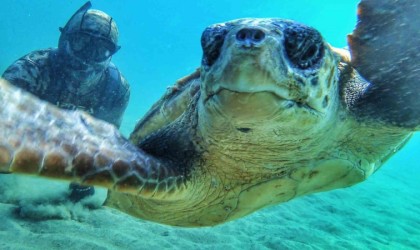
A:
0 137 419 250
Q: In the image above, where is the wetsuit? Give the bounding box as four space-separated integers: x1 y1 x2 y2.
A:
2 48 130 127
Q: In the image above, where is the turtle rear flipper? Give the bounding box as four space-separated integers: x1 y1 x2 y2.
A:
348 0 420 129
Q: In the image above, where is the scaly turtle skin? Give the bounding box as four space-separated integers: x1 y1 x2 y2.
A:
0 0 419 227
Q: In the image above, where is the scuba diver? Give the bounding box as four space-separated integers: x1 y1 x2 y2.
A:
2 2 130 203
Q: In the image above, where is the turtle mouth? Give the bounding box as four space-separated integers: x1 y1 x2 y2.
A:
204 88 321 115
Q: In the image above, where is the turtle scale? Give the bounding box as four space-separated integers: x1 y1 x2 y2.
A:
0 0 419 227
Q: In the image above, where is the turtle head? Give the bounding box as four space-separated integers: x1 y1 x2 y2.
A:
198 18 340 137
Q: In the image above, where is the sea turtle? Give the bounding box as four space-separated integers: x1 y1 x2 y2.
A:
0 0 419 227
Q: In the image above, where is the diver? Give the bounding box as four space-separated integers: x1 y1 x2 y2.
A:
2 2 130 203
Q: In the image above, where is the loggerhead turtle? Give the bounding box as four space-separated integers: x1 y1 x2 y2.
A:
0 0 419 227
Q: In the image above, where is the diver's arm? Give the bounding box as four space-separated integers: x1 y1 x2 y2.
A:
98 74 130 128
108 84 130 128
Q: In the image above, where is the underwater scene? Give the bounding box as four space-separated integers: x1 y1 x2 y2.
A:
0 0 419 249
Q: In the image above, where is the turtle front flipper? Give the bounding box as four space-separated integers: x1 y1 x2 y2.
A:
348 0 420 129
0 79 185 200
130 69 201 143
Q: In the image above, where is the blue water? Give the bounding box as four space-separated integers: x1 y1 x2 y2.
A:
0 0 359 134
1 0 419 249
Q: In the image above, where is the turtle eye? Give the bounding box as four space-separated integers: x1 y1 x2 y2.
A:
284 25 324 70
201 24 229 69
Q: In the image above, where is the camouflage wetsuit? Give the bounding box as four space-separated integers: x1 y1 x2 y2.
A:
2 48 130 127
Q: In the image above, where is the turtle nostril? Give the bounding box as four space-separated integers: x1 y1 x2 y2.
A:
237 30 247 41
252 30 265 42
236 28 266 44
